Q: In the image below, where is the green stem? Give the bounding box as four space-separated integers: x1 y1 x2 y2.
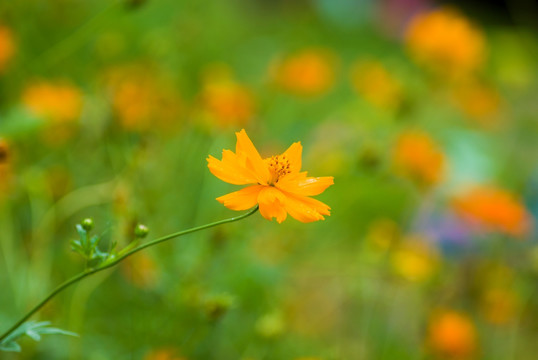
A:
0 206 259 343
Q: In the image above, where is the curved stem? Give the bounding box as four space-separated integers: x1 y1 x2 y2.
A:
0 206 259 343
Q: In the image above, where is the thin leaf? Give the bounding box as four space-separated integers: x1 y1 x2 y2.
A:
0 341 21 352
25 330 41 341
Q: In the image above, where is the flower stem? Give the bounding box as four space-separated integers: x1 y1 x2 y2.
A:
0 206 259 343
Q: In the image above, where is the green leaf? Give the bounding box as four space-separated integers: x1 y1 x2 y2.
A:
0 341 21 352
75 224 89 251
0 321 78 353
90 235 101 247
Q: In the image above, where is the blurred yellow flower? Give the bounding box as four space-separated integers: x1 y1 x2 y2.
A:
274 49 335 96
144 348 186 360
481 288 519 325
351 60 402 111
0 25 15 72
199 66 255 127
453 186 531 237
23 81 83 124
121 252 159 289
405 7 486 76
285 274 344 336
453 80 501 124
255 311 286 338
393 130 445 187
366 218 400 251
208 129 334 223
106 65 181 132
428 310 477 359
391 235 438 282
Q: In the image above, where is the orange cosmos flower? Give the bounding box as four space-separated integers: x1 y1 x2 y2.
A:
453 186 531 236
207 130 334 223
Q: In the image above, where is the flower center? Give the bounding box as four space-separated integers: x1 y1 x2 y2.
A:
267 155 291 185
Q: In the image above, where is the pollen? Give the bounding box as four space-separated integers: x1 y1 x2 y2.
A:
267 155 291 184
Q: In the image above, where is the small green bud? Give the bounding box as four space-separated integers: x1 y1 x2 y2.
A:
81 218 94 232
134 224 149 238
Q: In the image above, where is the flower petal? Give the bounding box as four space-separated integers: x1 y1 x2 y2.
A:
283 192 331 223
216 185 264 210
207 149 258 185
257 186 288 223
235 129 270 185
281 141 302 173
277 173 334 196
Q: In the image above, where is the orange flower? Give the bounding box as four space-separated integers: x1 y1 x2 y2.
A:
453 186 531 236
207 130 334 223
0 25 15 72
428 310 477 359
393 130 445 187
405 7 485 76
274 49 335 96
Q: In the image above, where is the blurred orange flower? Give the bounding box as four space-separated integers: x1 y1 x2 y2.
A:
199 66 254 127
453 80 501 124
0 139 12 197
274 49 335 96
0 25 15 72
207 129 333 223
351 60 402 111
405 7 486 76
106 65 181 132
144 348 186 360
23 81 83 124
481 288 519 325
393 130 445 187
428 310 477 359
453 186 531 236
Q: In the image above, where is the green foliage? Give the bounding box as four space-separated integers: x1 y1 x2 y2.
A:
0 321 77 353
70 221 115 268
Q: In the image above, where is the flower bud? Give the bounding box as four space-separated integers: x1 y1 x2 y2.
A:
81 218 94 232
134 224 149 238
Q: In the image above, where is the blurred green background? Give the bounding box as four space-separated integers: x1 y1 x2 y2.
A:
0 0 537 359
